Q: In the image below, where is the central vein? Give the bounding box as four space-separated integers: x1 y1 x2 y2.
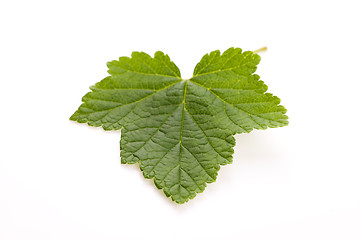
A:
178 80 188 198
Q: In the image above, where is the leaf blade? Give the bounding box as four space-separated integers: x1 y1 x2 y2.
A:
70 48 288 204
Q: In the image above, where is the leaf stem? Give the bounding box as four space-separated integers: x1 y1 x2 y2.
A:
253 46 267 54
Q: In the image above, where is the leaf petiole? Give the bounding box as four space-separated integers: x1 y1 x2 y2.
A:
253 46 267 53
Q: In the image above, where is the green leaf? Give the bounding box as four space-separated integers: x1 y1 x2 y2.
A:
70 48 288 204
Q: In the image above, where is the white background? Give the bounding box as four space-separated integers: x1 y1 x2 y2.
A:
1 0 359 239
